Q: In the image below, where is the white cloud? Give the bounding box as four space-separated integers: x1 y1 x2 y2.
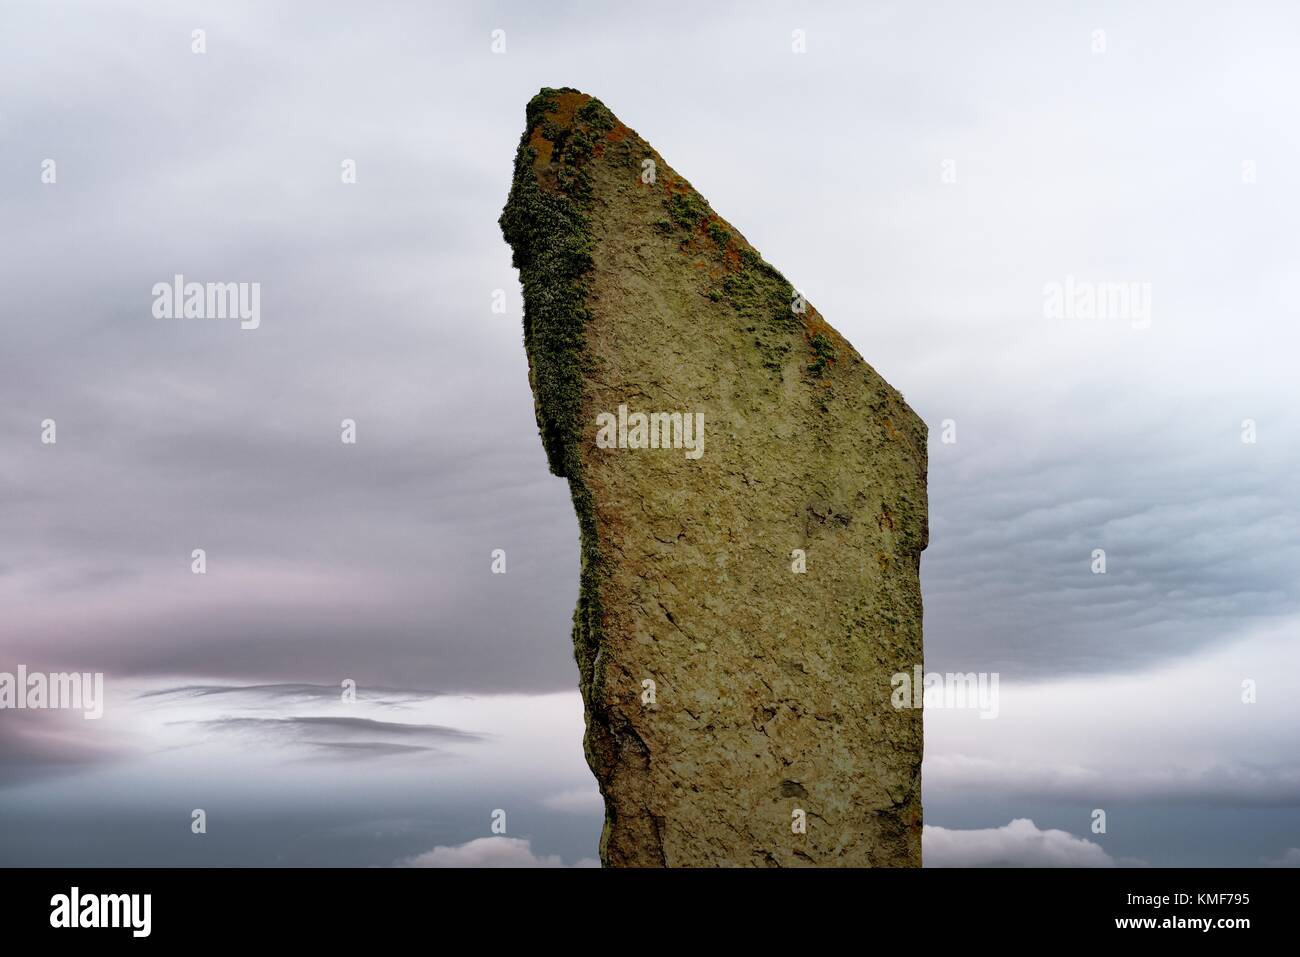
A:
399 837 581 868
1262 848 1300 867
924 819 1147 868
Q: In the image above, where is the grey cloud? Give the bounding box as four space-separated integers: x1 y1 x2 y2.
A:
928 755 1300 808
296 741 439 759
138 682 437 703
920 385 1300 677
0 710 124 787
180 715 485 742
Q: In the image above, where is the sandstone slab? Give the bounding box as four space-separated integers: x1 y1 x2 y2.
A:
500 88 928 867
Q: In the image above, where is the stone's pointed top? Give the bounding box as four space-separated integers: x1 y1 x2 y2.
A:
523 87 605 135
527 85 588 106
500 91 927 867
503 89 926 478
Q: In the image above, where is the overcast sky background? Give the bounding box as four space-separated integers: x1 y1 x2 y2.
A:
2 0 1297 866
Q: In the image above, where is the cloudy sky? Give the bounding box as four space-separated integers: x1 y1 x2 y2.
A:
2 0 1297 866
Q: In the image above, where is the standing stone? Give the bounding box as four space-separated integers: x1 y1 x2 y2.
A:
500 88 927 866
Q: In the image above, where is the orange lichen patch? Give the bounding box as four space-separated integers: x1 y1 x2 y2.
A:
697 214 744 276
528 126 562 194
526 91 592 183
801 309 834 341
528 90 592 178
882 417 898 440
529 126 554 168
549 90 589 130
703 216 744 270
604 123 631 143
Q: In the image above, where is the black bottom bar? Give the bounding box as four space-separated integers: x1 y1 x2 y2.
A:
1 867 1289 943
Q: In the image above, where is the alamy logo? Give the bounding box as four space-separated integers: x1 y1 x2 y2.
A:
595 404 705 460
0 666 103 719
152 274 261 329
1043 275 1151 329
891 666 1000 719
50 887 151 937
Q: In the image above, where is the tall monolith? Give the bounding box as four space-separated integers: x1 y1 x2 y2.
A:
500 88 927 866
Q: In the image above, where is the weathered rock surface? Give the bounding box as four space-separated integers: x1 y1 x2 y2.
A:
500 88 927 867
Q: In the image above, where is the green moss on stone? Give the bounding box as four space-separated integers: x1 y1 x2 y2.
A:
499 92 595 478
577 98 617 133
499 87 614 724
665 190 712 230
807 332 837 377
